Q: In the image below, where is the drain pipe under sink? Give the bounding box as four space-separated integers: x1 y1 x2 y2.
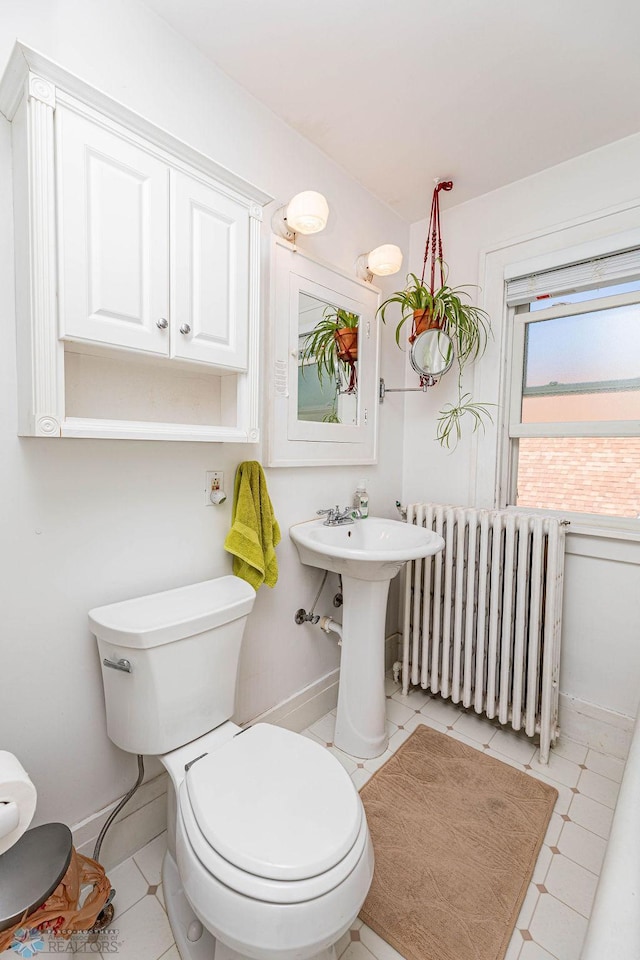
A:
319 616 343 644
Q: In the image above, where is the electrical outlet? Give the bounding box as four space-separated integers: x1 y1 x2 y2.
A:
205 471 224 506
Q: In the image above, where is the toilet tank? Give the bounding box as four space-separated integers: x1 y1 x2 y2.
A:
90 576 256 755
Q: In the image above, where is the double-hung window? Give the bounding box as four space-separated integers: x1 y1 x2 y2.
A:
504 249 640 524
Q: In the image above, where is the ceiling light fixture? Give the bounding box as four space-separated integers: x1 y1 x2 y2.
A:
356 244 403 282
272 191 329 241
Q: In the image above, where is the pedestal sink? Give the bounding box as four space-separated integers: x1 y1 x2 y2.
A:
290 517 445 759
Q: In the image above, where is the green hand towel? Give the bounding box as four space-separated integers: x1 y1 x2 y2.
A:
224 461 281 590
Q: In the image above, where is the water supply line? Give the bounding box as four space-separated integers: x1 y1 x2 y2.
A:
295 570 328 625
93 754 145 862
91 754 145 929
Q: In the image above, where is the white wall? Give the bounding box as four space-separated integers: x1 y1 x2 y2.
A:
0 0 408 832
403 133 640 719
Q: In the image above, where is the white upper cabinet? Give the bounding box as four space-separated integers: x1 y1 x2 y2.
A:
0 45 271 440
171 170 249 370
57 110 252 372
57 107 170 355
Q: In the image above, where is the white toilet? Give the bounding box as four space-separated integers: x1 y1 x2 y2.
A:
90 576 374 960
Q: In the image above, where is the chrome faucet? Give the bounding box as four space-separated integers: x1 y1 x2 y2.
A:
317 505 360 526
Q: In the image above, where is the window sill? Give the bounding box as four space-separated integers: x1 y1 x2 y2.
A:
504 505 640 553
506 503 639 537
567 521 640 543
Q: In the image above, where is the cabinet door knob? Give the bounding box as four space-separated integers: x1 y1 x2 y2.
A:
180 323 191 335
156 317 168 330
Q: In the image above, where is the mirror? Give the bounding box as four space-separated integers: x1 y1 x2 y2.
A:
297 293 359 425
268 240 380 467
410 329 454 382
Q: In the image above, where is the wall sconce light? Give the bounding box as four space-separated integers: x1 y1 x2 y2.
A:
356 244 403 282
272 191 329 241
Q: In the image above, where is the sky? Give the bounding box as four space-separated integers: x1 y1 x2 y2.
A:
525 283 640 387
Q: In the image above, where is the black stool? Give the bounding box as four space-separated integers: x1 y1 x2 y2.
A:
0 824 72 936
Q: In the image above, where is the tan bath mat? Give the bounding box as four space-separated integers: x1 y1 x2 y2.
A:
359 724 557 960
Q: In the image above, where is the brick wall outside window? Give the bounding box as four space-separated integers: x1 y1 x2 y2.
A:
517 437 640 518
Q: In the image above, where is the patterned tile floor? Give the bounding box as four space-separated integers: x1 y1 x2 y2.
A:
3 676 623 960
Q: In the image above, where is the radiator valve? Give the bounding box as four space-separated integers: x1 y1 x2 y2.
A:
395 501 407 521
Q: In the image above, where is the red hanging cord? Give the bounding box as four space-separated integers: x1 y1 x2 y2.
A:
346 359 356 394
420 180 453 293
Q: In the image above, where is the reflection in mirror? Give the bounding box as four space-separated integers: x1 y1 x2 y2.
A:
297 292 360 424
410 329 454 382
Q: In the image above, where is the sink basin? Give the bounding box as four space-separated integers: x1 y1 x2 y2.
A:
290 516 444 582
290 516 445 759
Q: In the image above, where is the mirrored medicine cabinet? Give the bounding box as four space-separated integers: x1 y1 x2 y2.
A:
267 240 380 467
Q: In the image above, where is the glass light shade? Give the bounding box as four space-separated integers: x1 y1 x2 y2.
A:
367 244 403 277
286 191 329 235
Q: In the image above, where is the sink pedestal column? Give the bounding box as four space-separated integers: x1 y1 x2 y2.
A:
334 574 391 759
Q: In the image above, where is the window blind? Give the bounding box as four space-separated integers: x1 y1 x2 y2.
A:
505 248 640 306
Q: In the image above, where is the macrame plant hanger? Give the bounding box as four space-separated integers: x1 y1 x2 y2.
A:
379 177 454 403
414 177 453 340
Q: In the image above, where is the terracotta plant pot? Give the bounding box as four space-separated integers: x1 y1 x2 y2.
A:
409 308 442 343
335 327 358 362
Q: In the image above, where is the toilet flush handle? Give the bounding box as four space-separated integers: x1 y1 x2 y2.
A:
103 657 132 674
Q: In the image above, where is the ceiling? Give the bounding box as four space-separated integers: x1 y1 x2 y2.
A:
142 0 640 222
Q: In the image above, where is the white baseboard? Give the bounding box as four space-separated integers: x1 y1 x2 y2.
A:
251 632 401 733
249 669 340 733
559 692 635 760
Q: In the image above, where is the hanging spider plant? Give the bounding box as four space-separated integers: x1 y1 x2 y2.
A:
377 270 491 360
436 392 495 449
376 179 495 448
377 267 493 450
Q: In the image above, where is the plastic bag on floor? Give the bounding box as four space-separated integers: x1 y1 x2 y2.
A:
0 848 111 952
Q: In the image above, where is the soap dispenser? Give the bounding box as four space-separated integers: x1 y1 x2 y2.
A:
353 479 369 518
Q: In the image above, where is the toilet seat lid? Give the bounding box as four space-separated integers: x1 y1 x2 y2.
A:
185 723 362 881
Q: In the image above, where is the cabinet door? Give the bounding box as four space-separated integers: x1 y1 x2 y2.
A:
171 170 249 370
56 107 169 354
